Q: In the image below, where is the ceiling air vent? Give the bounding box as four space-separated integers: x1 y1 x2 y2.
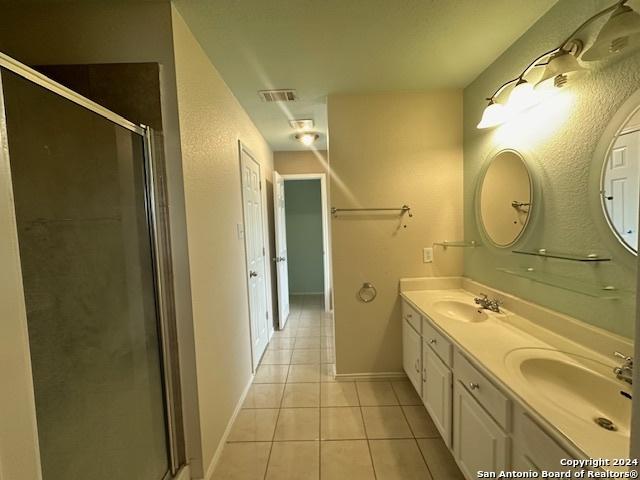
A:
289 119 314 130
258 89 297 102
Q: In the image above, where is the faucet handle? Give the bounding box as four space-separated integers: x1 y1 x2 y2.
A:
614 351 633 363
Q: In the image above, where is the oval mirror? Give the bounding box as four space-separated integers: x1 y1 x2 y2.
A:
601 106 640 254
479 150 533 247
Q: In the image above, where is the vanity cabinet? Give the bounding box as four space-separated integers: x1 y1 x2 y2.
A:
422 342 452 446
453 380 509 478
403 318 422 395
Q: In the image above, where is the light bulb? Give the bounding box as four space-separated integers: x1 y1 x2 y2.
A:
508 80 539 113
477 101 507 129
295 132 319 146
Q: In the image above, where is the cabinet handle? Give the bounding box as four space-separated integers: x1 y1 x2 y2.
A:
415 359 420 373
468 382 479 390
429 339 437 345
407 313 413 318
423 368 427 380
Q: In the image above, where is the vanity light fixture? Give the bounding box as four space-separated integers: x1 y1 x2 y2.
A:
477 99 508 129
535 47 586 90
477 0 640 130
295 132 319 146
582 3 640 61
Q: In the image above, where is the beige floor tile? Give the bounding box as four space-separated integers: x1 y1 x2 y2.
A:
296 327 321 337
417 438 464 479
402 406 439 438
295 336 322 349
320 363 336 382
369 439 431 480
299 317 321 327
254 364 289 384
265 441 319 480
227 409 279 442
321 337 335 349
212 442 271 480
321 440 375 480
288 364 321 383
321 349 335 363
270 336 296 350
243 384 285 409
321 382 359 407
261 349 293 365
292 349 321 364
282 383 320 407
357 382 399 406
361 406 412 439
390 381 422 405
274 329 297 338
274 408 320 440
321 407 366 440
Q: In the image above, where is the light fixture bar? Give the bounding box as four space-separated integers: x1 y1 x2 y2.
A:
483 0 626 103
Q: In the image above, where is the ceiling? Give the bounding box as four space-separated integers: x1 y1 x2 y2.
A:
173 0 558 151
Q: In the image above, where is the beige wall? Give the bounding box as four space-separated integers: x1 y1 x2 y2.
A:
327 92 463 375
274 150 328 175
171 6 275 477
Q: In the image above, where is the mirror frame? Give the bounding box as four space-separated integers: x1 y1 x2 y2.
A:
475 148 536 249
590 89 640 257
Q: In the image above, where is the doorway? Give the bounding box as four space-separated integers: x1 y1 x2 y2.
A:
272 173 331 329
239 142 270 368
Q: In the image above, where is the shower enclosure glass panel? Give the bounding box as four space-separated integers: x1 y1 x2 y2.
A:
1 68 170 479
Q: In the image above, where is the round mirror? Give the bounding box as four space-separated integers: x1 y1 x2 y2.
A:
478 150 533 247
601 106 640 254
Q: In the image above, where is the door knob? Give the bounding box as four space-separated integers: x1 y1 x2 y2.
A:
249 271 258 278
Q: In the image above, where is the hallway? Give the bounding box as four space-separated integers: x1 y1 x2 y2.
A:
212 295 463 479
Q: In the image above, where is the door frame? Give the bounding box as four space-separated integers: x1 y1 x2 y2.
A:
280 173 332 312
238 141 273 371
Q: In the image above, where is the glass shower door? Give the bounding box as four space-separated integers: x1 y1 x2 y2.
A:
1 67 171 479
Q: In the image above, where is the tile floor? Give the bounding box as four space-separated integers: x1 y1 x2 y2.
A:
213 294 464 479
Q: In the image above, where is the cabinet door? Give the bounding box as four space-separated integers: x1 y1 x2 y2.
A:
403 319 422 396
423 344 452 447
453 381 509 479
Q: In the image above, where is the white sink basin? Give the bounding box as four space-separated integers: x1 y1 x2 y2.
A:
505 348 631 438
432 300 488 323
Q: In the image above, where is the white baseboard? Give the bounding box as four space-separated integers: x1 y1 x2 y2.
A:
335 371 407 381
204 374 254 480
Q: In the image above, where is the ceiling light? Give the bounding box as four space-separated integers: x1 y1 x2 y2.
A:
295 132 319 146
508 79 539 113
582 4 640 61
289 119 314 130
477 100 508 129
535 49 586 90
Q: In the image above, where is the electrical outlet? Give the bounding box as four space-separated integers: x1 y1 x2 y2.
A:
423 247 433 263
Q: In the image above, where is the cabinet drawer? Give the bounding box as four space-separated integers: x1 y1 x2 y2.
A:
402 300 422 333
454 349 510 429
422 319 452 367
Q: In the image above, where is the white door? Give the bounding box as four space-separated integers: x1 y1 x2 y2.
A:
272 172 290 329
240 145 269 367
604 130 640 249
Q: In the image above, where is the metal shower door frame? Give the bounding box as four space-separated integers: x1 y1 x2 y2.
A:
0 51 184 478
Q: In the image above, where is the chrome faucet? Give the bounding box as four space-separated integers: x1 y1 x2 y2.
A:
613 352 633 385
474 293 502 313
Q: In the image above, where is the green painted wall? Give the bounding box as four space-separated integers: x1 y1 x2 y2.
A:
463 0 639 338
285 180 324 294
